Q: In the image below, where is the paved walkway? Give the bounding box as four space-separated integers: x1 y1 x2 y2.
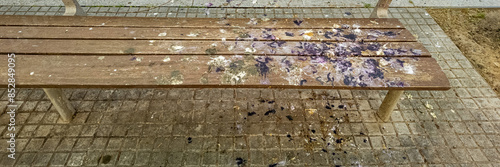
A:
0 5 500 167
1 0 500 8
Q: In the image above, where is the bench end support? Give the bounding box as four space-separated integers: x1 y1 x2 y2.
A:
377 90 403 122
43 88 76 123
62 0 86 16
370 0 392 18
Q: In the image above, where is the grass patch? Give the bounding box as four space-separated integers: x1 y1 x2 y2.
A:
472 12 486 18
363 3 371 8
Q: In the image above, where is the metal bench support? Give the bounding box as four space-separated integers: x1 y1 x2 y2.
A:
62 0 86 16
43 88 76 122
377 90 403 121
370 0 392 18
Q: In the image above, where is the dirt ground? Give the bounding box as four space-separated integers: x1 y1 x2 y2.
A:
427 9 500 96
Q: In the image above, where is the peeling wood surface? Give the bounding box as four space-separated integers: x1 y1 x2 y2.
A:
0 15 449 90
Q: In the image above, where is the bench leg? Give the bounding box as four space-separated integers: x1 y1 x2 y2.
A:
62 0 86 16
370 0 392 18
377 90 403 122
43 88 76 122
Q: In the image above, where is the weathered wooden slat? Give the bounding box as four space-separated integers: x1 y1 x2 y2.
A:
0 15 405 29
0 55 450 90
0 26 416 42
0 39 429 57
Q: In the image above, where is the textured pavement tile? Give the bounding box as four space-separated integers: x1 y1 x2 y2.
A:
67 153 86 166
50 153 70 166
32 153 52 166
467 149 489 162
16 152 35 166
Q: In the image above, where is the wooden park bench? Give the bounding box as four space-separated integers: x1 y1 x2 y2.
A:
0 0 450 123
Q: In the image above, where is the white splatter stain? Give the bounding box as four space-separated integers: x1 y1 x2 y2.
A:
227 45 235 51
187 32 199 37
403 65 415 74
430 112 437 118
247 18 258 25
277 160 286 166
245 48 256 54
135 57 143 62
30 72 34 75
180 56 198 62
306 109 317 115
158 32 167 36
170 78 183 85
227 71 247 84
163 56 171 62
353 28 362 34
425 101 433 109
97 56 105 60
405 92 413 99
207 56 230 67
317 30 325 36
379 59 389 66
170 45 184 52
282 66 303 85
302 30 314 40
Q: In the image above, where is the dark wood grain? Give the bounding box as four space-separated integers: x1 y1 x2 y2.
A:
0 55 450 90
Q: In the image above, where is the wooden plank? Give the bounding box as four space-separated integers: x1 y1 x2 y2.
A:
0 39 429 57
0 55 450 90
0 15 405 29
0 26 417 42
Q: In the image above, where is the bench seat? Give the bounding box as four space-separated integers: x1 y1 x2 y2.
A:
0 15 450 122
